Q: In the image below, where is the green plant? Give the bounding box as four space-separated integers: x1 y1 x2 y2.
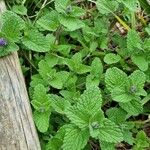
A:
1 0 150 149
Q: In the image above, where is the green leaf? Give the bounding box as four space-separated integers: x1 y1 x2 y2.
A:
51 94 70 114
106 107 127 124
0 35 19 57
100 141 115 150
120 0 139 11
96 0 119 15
36 10 59 31
65 87 102 128
133 131 150 149
99 119 123 143
31 84 51 112
65 52 91 74
22 30 50 52
119 98 143 115
104 53 121 64
69 6 86 17
33 110 50 133
105 67 128 91
46 126 66 150
127 30 142 52
46 138 63 150
131 55 148 71
62 125 89 150
30 74 47 88
1 10 25 42
55 0 70 14
111 86 135 103
129 70 146 89
58 15 85 31
12 5 27 15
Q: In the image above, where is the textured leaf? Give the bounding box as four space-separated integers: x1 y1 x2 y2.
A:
1 10 25 42
100 141 115 150
131 55 148 71
111 87 135 103
36 10 59 31
119 98 143 115
129 70 146 89
106 107 127 124
69 6 86 17
51 94 70 114
22 30 50 52
121 0 139 11
59 15 85 31
98 119 123 143
12 5 27 15
46 138 62 150
65 87 102 128
127 30 142 52
133 130 150 149
55 0 70 14
31 84 51 112
105 67 128 91
96 0 119 14
33 110 50 133
104 53 121 64
62 125 89 150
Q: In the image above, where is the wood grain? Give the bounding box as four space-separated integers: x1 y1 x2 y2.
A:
0 1 41 149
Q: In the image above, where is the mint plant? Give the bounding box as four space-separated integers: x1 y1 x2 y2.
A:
2 0 150 149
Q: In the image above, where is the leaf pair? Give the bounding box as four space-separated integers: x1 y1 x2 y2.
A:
105 67 146 115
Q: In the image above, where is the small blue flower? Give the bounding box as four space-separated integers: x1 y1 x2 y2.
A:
0 38 7 46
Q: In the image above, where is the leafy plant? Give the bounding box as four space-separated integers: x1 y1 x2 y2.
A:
1 0 150 149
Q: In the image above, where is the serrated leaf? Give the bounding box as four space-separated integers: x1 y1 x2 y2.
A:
111 87 135 103
106 107 127 124
98 119 123 143
65 52 91 74
62 125 89 150
30 74 47 88
96 0 119 14
119 98 143 116
69 6 85 17
105 67 128 91
55 0 70 14
127 30 142 52
58 15 85 31
22 30 50 52
33 110 50 133
133 130 150 149
65 87 102 128
46 138 62 150
36 10 59 31
31 84 51 112
51 94 70 114
104 53 121 64
1 10 25 42
100 141 115 150
129 70 146 88
131 55 148 71
12 5 27 15
120 0 139 11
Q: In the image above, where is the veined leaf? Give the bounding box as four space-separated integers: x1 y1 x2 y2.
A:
62 125 89 150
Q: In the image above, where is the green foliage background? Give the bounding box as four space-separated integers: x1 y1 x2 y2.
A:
1 0 150 149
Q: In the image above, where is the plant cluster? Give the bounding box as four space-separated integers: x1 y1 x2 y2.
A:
1 0 150 149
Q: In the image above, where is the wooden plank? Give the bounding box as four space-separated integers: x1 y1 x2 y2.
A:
0 1 41 149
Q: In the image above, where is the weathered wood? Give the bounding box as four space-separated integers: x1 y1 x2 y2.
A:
0 1 41 149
